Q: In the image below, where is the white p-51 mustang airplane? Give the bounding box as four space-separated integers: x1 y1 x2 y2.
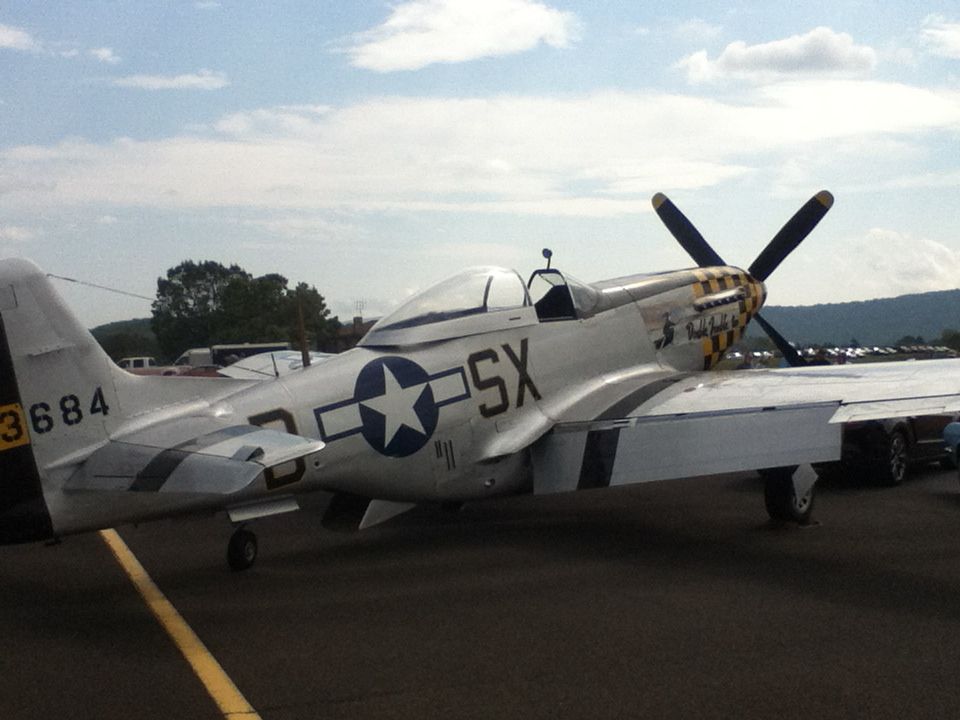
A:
3 191 960 570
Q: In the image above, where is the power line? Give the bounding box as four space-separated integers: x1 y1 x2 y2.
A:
46 273 154 302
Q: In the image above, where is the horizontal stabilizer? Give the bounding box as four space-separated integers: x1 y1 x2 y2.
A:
65 424 323 495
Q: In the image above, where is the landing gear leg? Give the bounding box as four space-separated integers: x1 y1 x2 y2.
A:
227 526 258 571
761 464 817 524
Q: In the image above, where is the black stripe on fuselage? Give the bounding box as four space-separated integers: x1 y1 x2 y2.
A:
577 429 621 490
0 313 54 544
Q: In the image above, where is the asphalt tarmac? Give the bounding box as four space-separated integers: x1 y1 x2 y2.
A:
4 467 960 720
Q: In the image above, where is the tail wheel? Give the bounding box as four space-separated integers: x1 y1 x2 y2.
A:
227 527 258 572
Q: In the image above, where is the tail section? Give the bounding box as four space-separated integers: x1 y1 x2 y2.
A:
0 260 122 464
0 259 123 541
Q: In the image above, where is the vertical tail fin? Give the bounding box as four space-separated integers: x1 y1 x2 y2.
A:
0 259 122 474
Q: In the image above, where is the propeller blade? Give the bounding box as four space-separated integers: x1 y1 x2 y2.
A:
652 192 726 268
754 313 807 367
748 190 834 281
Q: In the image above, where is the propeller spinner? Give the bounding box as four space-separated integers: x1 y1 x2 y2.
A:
651 190 834 367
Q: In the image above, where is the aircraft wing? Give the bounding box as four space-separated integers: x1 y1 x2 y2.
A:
532 358 960 494
64 417 324 496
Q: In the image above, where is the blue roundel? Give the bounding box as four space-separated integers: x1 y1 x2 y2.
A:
354 357 438 457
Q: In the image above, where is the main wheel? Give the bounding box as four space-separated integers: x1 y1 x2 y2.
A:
762 467 815 524
875 429 908 486
227 528 258 572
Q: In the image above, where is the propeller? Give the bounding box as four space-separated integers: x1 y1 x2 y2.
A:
753 313 807 368
651 193 725 268
748 191 833 281
651 190 834 367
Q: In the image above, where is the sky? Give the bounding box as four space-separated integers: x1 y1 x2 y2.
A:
2 1 960 328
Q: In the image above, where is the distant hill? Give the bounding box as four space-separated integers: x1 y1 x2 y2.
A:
90 317 160 361
88 289 960 358
748 289 960 346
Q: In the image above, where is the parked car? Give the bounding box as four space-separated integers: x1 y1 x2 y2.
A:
116 356 179 376
117 356 158 371
817 416 956 486
941 422 960 472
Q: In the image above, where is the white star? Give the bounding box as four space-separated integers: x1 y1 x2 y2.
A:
360 365 428 446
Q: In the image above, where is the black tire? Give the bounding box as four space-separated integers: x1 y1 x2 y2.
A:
227 528 257 572
875 429 909 486
762 467 814 524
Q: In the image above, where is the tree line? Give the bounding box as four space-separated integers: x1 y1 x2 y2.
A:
149 260 338 360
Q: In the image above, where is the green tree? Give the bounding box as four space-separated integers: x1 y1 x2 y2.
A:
216 273 290 343
939 329 960 351
289 281 339 351
151 260 250 358
151 260 338 359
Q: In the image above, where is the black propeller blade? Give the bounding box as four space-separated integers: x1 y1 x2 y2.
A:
651 192 726 267
651 190 834 368
753 313 807 367
748 190 833 281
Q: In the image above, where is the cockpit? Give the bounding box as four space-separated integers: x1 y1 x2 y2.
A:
359 267 536 346
358 265 603 347
527 268 601 321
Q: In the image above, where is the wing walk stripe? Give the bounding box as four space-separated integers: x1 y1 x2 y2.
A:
577 429 621 490
129 449 191 492
129 426 265 492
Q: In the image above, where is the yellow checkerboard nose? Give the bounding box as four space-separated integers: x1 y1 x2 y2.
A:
690 268 766 369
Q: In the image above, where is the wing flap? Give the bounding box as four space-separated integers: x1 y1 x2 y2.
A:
533 403 841 494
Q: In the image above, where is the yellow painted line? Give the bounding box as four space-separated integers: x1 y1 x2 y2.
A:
99 529 262 720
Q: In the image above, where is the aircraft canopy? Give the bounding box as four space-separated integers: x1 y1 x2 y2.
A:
359 267 536 346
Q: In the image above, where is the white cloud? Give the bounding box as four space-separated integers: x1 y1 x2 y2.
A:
0 22 39 51
2 82 959 218
838 229 960 299
346 0 580 72
97 214 118 225
240 216 359 242
1 23 122 64
111 69 229 90
675 18 723 42
921 16 960 59
677 26 876 83
89 47 120 64
0 225 35 242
